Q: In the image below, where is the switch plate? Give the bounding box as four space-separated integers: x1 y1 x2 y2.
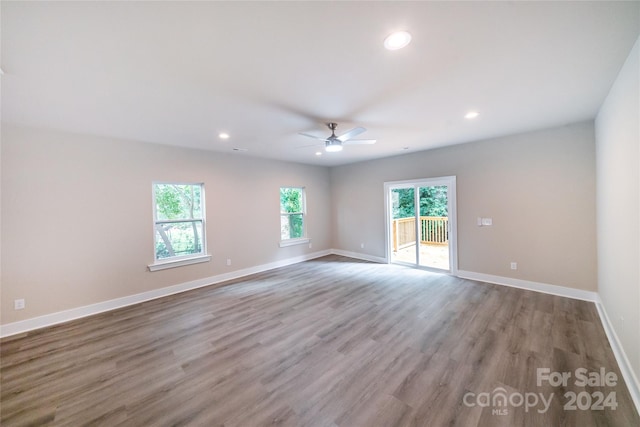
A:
481 218 493 226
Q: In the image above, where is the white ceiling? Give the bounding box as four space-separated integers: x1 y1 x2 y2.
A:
2 1 639 167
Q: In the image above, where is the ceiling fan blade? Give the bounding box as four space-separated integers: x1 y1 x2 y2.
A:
295 142 325 149
298 132 328 141
337 127 366 142
343 139 377 145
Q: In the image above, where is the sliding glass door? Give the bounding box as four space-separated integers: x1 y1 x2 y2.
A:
417 184 449 269
386 177 457 273
390 186 417 265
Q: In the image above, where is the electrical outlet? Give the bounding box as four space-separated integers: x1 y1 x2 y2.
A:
308 243 312 249
226 258 231 266
14 299 25 310
510 262 517 270
360 243 365 249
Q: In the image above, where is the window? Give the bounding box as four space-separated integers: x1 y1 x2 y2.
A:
149 183 210 270
280 187 309 246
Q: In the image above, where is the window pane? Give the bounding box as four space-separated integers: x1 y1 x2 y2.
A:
155 184 202 220
155 221 203 259
281 214 304 240
391 187 415 219
280 188 303 214
419 186 448 216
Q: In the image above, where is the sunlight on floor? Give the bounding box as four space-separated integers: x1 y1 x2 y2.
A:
392 243 449 270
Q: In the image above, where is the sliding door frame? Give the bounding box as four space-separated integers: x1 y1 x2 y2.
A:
384 176 458 275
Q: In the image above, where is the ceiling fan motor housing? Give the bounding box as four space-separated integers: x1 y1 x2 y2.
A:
325 139 343 152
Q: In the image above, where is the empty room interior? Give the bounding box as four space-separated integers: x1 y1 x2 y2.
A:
1 2 639 426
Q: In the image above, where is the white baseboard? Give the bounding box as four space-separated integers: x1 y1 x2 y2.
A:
0 249 331 338
456 269 639 415
594 300 640 415
456 270 599 302
330 249 387 264
3 250 638 418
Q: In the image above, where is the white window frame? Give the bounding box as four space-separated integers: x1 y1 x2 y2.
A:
148 182 211 271
279 186 310 247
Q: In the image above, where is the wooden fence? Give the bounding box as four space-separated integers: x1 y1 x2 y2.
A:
392 216 449 252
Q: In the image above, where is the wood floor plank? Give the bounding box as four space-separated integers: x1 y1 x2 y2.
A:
1 255 638 426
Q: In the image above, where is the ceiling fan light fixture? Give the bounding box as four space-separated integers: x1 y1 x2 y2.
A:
299 123 373 153
325 141 343 152
384 31 412 50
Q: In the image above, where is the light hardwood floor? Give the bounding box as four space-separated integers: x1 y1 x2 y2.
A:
1 255 638 426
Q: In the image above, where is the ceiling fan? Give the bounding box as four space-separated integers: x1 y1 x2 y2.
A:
299 123 376 152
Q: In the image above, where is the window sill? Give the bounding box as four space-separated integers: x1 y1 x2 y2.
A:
279 238 310 248
148 254 212 272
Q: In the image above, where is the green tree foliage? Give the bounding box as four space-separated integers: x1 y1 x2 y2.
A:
155 184 202 220
286 215 304 239
280 188 302 214
419 186 448 217
155 184 203 259
280 188 304 239
392 186 448 219
392 187 415 219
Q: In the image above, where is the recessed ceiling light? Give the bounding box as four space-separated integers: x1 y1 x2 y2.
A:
465 111 479 119
315 152 322 156
218 132 230 139
384 31 412 50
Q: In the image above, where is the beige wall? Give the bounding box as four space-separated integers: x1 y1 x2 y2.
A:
1 125 331 324
595 37 640 383
1 121 599 327
331 122 597 291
